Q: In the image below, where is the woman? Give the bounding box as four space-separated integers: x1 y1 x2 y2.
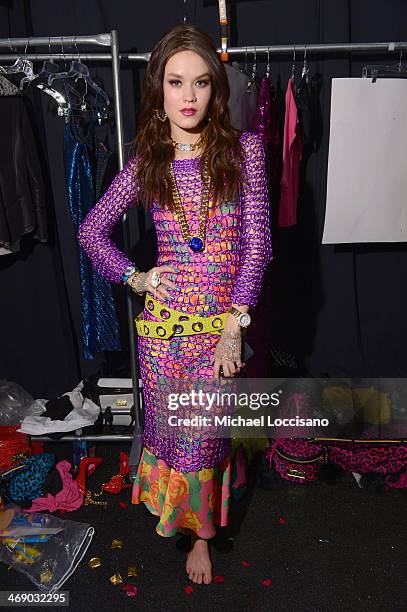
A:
77 23 272 585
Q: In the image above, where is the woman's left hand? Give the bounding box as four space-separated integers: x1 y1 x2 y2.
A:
210 315 245 379
210 355 245 379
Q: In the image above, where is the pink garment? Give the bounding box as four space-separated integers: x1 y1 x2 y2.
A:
25 460 84 513
278 77 302 227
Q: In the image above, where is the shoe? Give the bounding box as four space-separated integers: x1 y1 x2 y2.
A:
75 457 104 495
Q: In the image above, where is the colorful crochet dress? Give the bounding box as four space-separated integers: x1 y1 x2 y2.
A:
77 130 272 538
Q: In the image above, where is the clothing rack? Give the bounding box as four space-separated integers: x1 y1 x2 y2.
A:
0 33 142 468
2 33 407 468
2 40 407 63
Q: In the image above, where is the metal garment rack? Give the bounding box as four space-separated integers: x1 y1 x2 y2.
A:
2 40 407 62
0 33 142 467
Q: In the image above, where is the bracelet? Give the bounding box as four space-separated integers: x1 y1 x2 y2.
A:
214 329 242 362
129 271 147 295
121 265 139 285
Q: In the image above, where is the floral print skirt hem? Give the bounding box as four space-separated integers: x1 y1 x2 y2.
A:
131 446 232 539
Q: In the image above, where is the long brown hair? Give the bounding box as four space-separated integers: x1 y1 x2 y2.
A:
130 23 245 211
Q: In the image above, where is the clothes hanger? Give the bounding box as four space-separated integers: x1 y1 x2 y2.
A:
236 45 250 76
247 47 258 94
20 37 60 89
20 37 69 115
64 40 110 123
0 38 34 80
301 44 309 83
35 81 70 118
362 49 407 82
265 46 271 79
19 41 41 89
291 43 296 80
48 36 110 107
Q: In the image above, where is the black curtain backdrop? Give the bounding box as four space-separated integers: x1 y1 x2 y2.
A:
1 0 406 399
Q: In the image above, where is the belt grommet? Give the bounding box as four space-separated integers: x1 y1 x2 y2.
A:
144 325 150 335
160 309 170 319
179 315 190 321
173 324 184 334
212 317 222 329
157 326 166 337
147 300 154 311
192 321 203 332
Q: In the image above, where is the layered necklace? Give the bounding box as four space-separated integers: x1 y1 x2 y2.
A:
168 135 211 253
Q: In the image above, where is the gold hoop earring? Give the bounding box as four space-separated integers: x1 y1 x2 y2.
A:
154 109 167 122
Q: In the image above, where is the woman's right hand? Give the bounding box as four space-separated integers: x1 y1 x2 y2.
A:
128 265 177 299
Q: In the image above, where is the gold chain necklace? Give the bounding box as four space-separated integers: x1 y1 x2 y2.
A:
170 133 205 151
168 159 211 252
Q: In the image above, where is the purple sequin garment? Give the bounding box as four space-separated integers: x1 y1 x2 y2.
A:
251 75 273 159
78 130 272 471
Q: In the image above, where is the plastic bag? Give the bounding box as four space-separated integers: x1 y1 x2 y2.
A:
0 381 44 425
0 504 94 592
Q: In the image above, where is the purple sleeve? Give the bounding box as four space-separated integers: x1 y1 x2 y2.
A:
229 132 273 308
77 156 139 284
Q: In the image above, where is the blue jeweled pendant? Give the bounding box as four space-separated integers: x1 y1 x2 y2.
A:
189 236 204 252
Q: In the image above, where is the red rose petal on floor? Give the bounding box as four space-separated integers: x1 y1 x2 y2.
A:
241 560 251 567
119 501 128 509
278 517 286 525
213 575 224 583
184 586 194 594
262 579 273 587
121 583 137 597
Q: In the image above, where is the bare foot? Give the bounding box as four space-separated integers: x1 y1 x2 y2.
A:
186 533 212 584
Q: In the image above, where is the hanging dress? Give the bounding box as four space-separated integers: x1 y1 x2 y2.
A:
278 77 302 228
64 116 121 359
77 130 272 537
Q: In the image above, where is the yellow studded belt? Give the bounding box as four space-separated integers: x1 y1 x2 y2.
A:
135 293 229 339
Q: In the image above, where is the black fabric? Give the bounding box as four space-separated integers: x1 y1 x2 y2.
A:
295 76 313 151
42 465 64 496
43 396 75 421
42 394 77 440
0 0 406 394
0 95 47 250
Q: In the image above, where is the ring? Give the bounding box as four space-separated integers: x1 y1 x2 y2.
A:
151 271 161 288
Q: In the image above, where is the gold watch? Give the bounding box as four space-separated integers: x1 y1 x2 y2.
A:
229 306 251 328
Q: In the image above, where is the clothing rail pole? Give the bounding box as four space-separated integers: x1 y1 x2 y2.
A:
110 29 143 473
0 34 111 48
2 40 407 63
0 54 114 61
111 31 124 169
219 42 407 55
122 40 407 62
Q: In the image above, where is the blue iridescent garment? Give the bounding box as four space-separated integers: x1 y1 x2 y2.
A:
64 117 121 359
